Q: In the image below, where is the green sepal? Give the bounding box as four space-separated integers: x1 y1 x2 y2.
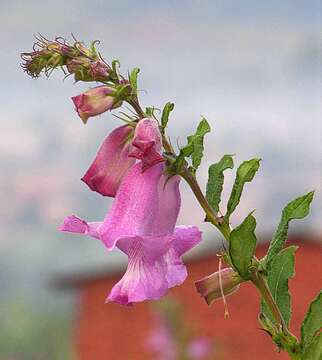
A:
89 40 100 59
265 191 314 270
229 212 257 279
145 106 156 117
225 158 261 220
161 102 174 130
301 291 322 351
129 67 140 93
206 154 234 213
262 246 297 327
110 59 120 82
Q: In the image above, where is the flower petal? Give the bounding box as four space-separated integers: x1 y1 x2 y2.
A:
107 235 172 305
98 162 180 250
173 226 202 257
128 118 164 171
59 215 102 239
164 226 202 288
81 125 135 197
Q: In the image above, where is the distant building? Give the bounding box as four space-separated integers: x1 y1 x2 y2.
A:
57 236 322 360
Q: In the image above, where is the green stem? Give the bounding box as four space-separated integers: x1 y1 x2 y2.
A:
126 93 301 359
181 167 301 359
180 168 221 226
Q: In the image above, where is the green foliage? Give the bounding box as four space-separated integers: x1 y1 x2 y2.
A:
265 191 314 269
161 102 174 130
225 158 261 220
229 213 257 279
129 67 140 93
171 117 211 173
0 299 73 360
186 117 211 170
206 154 234 213
301 291 322 351
263 246 297 327
302 333 322 360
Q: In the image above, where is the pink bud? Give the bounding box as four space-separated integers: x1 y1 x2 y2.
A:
195 267 241 306
71 85 121 124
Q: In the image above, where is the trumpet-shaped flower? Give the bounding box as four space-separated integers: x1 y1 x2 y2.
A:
60 162 201 305
81 125 135 197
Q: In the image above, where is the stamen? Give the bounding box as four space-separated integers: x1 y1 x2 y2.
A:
218 256 229 319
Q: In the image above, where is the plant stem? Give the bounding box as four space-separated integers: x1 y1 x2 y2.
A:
180 168 221 226
181 168 301 358
128 94 301 359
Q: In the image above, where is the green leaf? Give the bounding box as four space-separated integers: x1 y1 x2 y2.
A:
302 333 322 360
206 154 234 213
170 118 210 174
187 117 211 170
263 246 297 326
301 291 322 350
161 102 174 129
265 191 314 269
225 158 261 220
129 67 140 93
229 213 257 279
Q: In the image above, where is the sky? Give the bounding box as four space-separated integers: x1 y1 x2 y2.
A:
0 0 321 301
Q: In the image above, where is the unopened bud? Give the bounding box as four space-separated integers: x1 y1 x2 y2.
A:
195 267 242 306
71 85 122 124
66 58 110 82
21 36 72 78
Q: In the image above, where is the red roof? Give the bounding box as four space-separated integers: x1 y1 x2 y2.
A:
67 238 321 359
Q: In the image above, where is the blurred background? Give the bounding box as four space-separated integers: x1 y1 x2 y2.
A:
0 0 321 359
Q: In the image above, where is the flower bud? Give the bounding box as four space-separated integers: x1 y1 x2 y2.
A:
71 85 122 124
67 58 110 82
21 36 71 78
195 267 242 306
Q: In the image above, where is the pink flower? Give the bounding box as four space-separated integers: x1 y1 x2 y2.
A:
187 337 213 359
147 315 177 360
129 118 165 171
81 118 164 197
81 125 135 197
71 85 121 124
195 267 241 306
60 162 201 305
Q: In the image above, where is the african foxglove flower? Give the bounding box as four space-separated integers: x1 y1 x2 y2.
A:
81 125 135 197
82 118 164 197
60 162 201 305
71 85 121 124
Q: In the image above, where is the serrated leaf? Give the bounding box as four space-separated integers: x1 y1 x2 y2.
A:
266 191 314 269
225 158 261 220
161 102 174 129
301 291 322 350
206 154 234 213
302 333 322 360
178 117 211 171
229 213 257 279
191 119 211 169
129 67 140 92
263 246 297 327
